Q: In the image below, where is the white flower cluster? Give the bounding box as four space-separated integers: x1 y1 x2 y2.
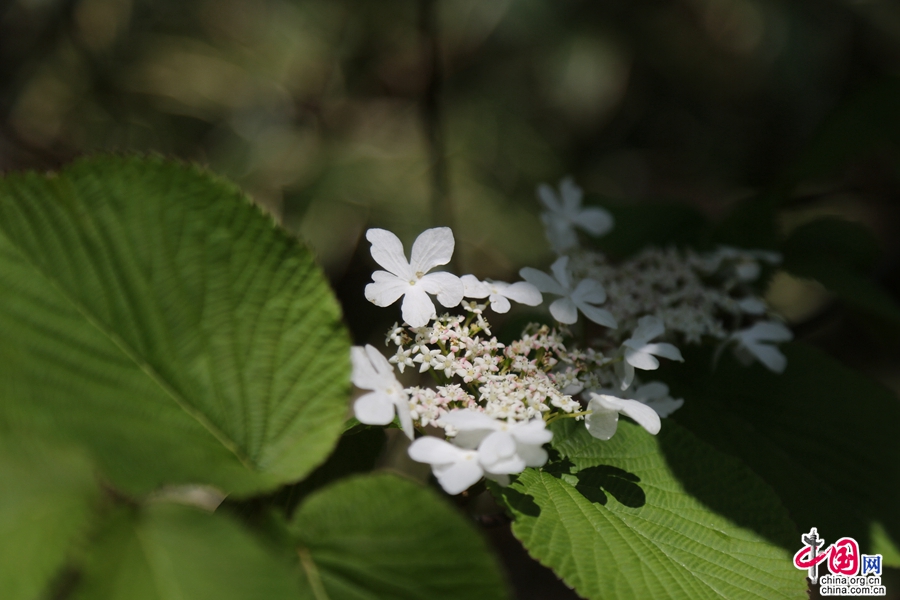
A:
545 179 793 373
348 177 793 495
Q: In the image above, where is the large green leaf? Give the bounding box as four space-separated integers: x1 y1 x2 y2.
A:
661 342 900 566
0 156 350 495
496 420 806 600
0 437 99 600
290 473 510 599
781 217 900 329
75 503 305 600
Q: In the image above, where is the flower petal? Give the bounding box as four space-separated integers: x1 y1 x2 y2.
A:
584 403 619 440
478 431 525 474
748 321 793 343
542 214 578 253
738 297 767 314
549 297 578 324
616 398 662 435
353 391 396 425
629 315 665 344
519 266 566 295
433 456 484 495
624 348 660 370
559 177 582 215
461 274 490 298
571 278 606 304
643 396 684 418
366 229 412 279
410 227 455 273
516 443 549 467
633 382 669 402
350 346 378 389
364 344 395 378
644 342 684 362
747 343 788 373
577 302 618 329
617 360 635 390
537 183 562 212
549 256 571 290
401 285 437 327
441 409 499 431
502 281 543 306
577 207 614 236
408 436 465 465
511 420 553 445
488 294 511 313
420 272 464 308
394 395 415 439
365 272 409 307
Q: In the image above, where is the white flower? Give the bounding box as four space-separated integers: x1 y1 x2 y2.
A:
408 410 553 493
364 228 464 327
461 275 543 313
407 437 483 495
584 393 661 441
351 345 414 439
618 315 684 389
441 410 552 474
538 177 614 253
731 321 792 373
631 381 683 418
520 256 617 328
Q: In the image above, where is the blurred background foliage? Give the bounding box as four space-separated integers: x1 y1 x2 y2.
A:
1 0 899 390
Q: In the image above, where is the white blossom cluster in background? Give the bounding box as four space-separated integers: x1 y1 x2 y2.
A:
350 178 793 495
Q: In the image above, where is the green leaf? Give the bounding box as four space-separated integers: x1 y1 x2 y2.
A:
291 473 510 600
0 155 350 495
660 342 900 566
0 437 99 600
781 217 900 328
75 503 305 600
497 420 806 600
585 197 709 258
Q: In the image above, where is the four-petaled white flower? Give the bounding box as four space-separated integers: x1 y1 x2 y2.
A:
364 228 464 328
351 344 414 439
408 410 553 494
618 315 683 389
520 256 617 328
461 275 543 314
538 177 614 253
584 392 661 441
731 321 793 373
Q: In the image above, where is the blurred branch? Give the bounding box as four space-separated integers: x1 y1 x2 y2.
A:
418 0 453 234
